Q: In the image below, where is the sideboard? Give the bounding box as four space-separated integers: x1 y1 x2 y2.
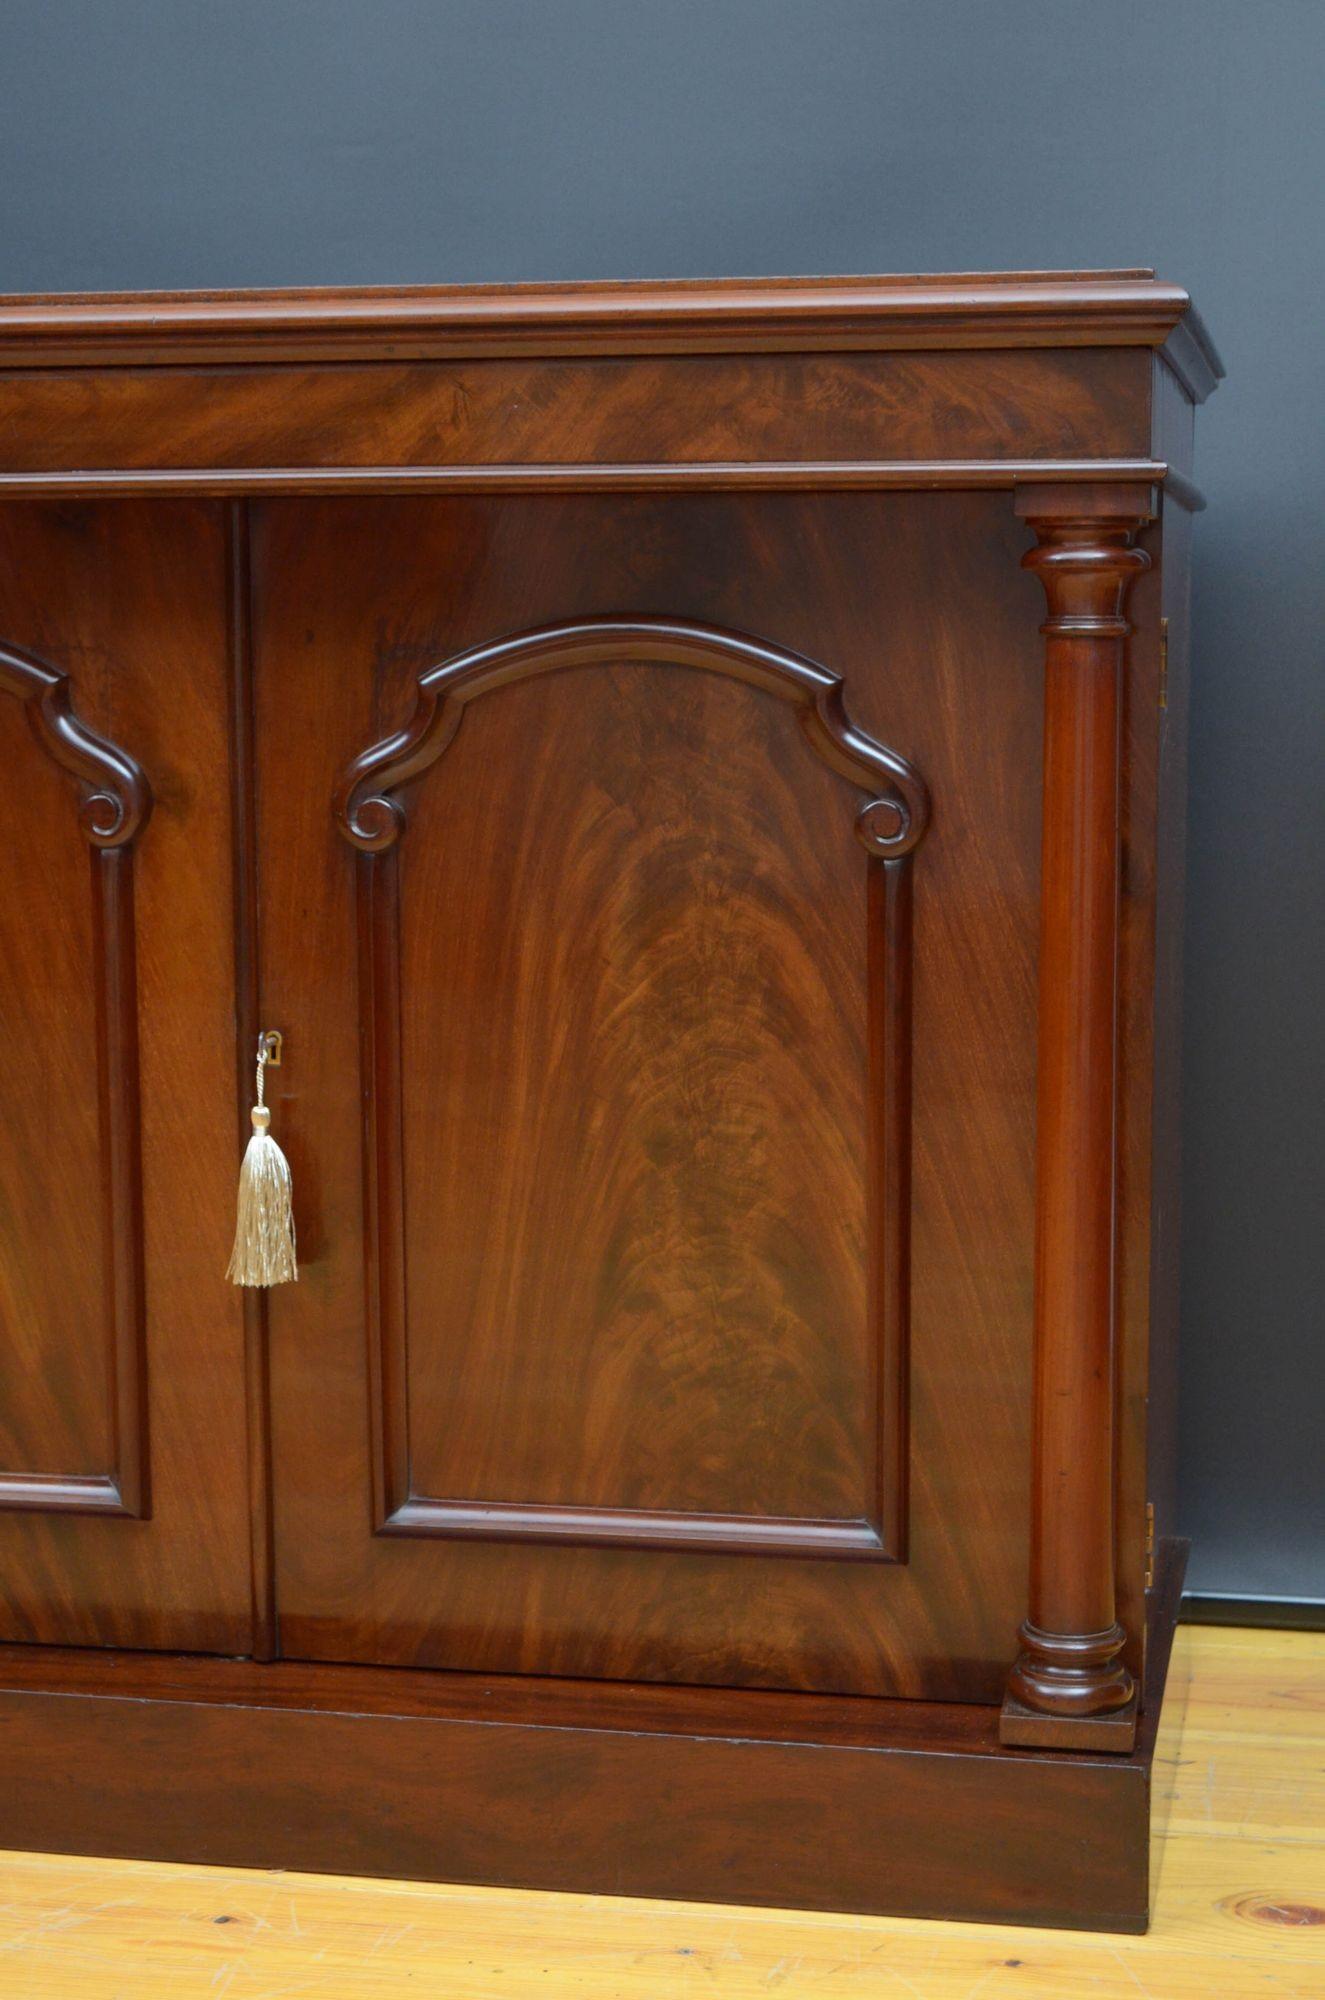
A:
0 271 1220 1929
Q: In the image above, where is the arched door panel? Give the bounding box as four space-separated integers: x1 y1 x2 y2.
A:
335 620 927 1565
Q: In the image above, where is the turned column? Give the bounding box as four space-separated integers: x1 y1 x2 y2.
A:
1001 483 1153 1752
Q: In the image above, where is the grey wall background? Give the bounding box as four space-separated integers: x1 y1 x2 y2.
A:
3 1 1320 1602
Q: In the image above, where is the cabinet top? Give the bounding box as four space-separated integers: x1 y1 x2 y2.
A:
0 269 1221 392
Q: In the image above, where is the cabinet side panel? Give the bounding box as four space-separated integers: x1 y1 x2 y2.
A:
1147 496 1194 1549
1114 516 1161 1686
1145 359 1198 1550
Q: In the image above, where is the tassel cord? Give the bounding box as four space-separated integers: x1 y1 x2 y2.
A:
226 1041 298 1287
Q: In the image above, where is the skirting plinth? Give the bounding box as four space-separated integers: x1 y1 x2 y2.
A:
0 1543 1186 1933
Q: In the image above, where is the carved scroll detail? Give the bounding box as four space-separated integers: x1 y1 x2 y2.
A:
334 617 930 857
0 640 152 1518
1 645 151 848
335 617 929 1557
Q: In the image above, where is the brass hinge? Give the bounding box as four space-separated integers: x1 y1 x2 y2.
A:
1145 1501 1155 1591
1158 618 1169 711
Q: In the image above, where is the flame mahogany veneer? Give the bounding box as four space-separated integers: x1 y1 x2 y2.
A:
0 272 1219 1929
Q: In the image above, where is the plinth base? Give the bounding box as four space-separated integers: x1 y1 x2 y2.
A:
0 1543 1186 1933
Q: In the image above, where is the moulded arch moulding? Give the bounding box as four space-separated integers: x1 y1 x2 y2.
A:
332 617 931 858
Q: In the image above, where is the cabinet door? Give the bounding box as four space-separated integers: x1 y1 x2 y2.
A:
0 503 254 1653
261 495 1037 1699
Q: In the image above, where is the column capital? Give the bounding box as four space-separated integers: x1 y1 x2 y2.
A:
1020 508 1152 640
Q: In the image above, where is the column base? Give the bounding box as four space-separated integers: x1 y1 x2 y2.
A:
1001 1685 1138 1752
1002 1620 1139 1751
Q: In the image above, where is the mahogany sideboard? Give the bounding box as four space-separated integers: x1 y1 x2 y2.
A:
0 271 1219 1930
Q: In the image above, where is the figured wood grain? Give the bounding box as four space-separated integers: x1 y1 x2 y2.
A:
334 619 926 1563
0 349 1153 476
0 640 150 1517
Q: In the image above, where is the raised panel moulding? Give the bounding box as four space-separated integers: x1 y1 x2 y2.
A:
334 617 930 1561
0 641 152 1517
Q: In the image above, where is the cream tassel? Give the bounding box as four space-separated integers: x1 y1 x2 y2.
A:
226 1040 297 1286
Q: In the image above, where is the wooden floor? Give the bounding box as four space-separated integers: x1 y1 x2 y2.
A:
0 1623 1320 1998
